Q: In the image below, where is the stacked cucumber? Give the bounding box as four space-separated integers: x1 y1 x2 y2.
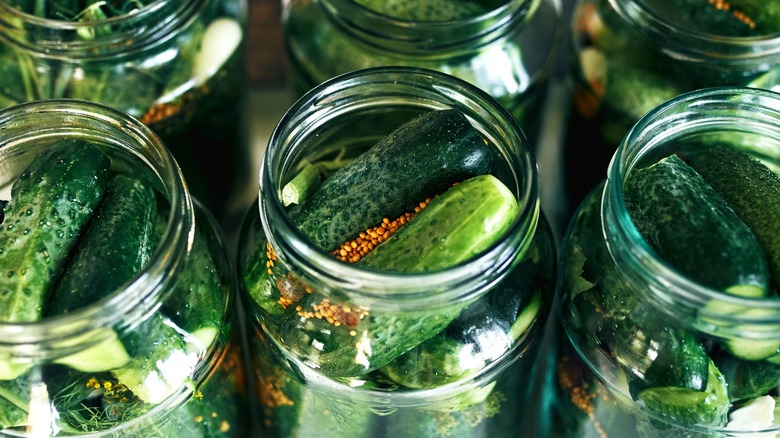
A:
568 144 780 433
0 140 231 435
242 109 549 436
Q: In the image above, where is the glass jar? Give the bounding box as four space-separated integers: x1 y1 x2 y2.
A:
282 0 562 145
0 0 248 226
0 100 247 436
563 0 780 210
553 87 780 437
237 67 557 437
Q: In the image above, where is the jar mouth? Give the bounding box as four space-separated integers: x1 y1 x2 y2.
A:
0 0 203 58
604 87 780 331
260 66 540 312
612 0 780 64
319 0 541 54
0 99 194 353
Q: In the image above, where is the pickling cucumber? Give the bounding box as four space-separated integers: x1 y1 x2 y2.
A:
288 108 496 252
637 359 729 428
0 141 110 324
242 108 496 315
686 147 780 287
623 154 770 295
49 175 157 372
159 204 226 351
276 174 519 377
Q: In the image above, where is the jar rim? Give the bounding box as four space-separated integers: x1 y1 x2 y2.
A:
0 0 204 57
610 0 780 63
260 66 541 312
604 86 780 327
0 99 194 352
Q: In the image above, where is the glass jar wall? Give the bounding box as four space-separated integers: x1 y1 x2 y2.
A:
0 100 247 436
0 0 248 226
563 0 780 210
237 67 557 437
553 87 780 437
282 0 562 145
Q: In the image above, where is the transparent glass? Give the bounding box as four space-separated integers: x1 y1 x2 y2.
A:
553 87 780 437
237 67 558 437
0 100 247 436
281 0 562 144
563 0 780 208
0 0 249 224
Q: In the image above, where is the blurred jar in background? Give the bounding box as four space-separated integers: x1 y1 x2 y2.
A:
282 0 562 146
0 0 249 226
563 0 780 211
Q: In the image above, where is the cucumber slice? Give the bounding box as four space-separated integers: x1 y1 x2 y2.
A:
360 174 517 271
638 359 729 427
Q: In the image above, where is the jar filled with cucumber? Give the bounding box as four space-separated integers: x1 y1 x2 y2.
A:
0 0 249 226
563 0 780 211
552 87 780 437
0 100 248 436
282 0 562 145
237 67 557 437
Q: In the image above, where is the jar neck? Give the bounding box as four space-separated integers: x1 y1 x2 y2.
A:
601 86 780 336
0 99 194 357
318 0 539 55
610 0 780 67
0 0 206 58
260 67 541 313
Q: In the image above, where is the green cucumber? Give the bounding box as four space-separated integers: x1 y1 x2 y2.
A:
717 354 780 402
45 174 157 372
686 147 780 287
637 359 729 428
276 174 518 377
623 154 770 294
382 289 540 389
0 141 110 324
288 109 496 252
47 174 157 315
159 205 226 351
242 108 496 315
359 174 517 271
111 316 198 404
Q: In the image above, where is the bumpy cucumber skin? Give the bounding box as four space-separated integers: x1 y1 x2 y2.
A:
686 147 780 287
46 175 157 315
159 206 226 347
360 174 517 272
637 359 729 428
288 109 496 252
624 154 770 293
276 174 519 377
0 141 110 322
